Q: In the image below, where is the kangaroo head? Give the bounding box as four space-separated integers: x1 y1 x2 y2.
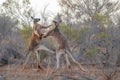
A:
31 16 40 23
53 13 62 27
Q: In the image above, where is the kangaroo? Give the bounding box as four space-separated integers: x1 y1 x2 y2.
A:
23 17 54 71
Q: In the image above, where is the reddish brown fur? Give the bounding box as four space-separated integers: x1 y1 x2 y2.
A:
28 31 43 51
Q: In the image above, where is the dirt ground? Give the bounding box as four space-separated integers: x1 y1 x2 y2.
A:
0 64 120 80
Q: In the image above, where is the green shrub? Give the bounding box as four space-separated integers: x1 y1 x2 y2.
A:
19 26 32 41
59 24 79 40
85 47 100 57
96 32 107 39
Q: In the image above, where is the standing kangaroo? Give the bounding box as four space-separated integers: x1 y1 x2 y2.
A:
23 17 54 71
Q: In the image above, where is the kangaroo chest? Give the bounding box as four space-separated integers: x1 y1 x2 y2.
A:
49 29 68 50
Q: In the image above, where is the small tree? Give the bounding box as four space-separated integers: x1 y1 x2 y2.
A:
2 0 33 26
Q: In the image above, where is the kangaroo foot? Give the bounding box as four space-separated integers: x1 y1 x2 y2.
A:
67 64 71 69
37 65 45 72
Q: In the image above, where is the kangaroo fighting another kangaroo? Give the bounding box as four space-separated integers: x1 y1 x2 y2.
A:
42 14 86 72
30 14 86 72
23 17 54 71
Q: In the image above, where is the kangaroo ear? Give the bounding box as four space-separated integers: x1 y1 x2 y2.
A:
31 16 34 19
57 13 62 17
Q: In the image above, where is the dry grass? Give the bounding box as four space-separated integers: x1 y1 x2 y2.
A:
0 64 120 80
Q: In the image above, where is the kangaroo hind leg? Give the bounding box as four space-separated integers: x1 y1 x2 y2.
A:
35 50 44 71
64 54 71 69
23 51 32 70
66 50 87 72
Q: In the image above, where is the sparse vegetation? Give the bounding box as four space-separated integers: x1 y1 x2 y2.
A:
0 0 120 80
